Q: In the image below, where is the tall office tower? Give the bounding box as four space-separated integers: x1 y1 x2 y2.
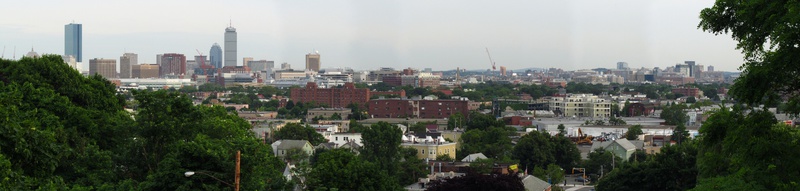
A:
210 43 222 68
65 23 82 62
159 53 187 78
708 65 714 72
224 25 237 66
500 66 507 76
243 57 253 67
119 53 138 78
617 62 629 70
156 54 163 66
305 51 321 72
89 58 116 79
281 62 291 70
685 61 696 77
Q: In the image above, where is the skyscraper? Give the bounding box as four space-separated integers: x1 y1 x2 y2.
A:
685 61 696 77
119 53 138 78
210 43 222 69
224 25 237 67
281 62 291 70
159 53 186 78
89 58 116 79
616 62 629 70
65 23 82 62
306 51 321 72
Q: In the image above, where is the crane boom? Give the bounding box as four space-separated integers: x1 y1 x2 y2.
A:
195 49 205 66
486 47 496 70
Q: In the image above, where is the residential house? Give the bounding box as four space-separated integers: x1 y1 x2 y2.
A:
271 140 314 159
521 175 552 191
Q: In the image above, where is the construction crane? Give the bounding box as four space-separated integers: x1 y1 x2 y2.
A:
485 47 496 71
195 49 206 66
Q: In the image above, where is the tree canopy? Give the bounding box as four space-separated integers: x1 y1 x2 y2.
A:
0 55 289 190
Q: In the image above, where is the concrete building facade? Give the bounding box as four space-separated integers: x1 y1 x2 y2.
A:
89 58 116 79
306 51 321 72
224 26 237 67
132 64 159 78
548 94 612 118
119 53 137 78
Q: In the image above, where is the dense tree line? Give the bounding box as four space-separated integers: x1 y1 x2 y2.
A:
0 56 289 190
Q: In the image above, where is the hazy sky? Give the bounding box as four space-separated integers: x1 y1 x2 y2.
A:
0 0 744 72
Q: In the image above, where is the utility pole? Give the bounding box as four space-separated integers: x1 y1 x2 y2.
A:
235 150 240 191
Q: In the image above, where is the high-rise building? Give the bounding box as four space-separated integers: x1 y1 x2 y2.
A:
194 55 208 66
500 66 507 76
210 43 222 69
156 54 163 66
62 55 78 71
281 62 291 70
247 60 269 72
65 23 82 62
685 61 696 77
224 25 237 67
119 53 138 78
266 61 275 69
132 64 159 78
159 53 187 78
242 57 253 68
89 58 116 79
306 51 321 72
617 62 629 70
708 65 714 72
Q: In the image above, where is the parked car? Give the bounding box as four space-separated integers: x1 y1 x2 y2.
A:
575 177 589 183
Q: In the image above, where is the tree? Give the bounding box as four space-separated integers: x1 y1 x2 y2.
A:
626 125 643 140
584 148 622 178
399 147 429 185
329 113 342 120
307 149 399 191
512 131 554 171
425 171 524 191
460 127 515 160
436 154 455 161
469 158 495 174
359 122 403 182
447 112 466 130
274 123 328 146
608 115 626 126
660 104 688 125
699 0 800 113
595 142 698 191
531 164 565 185
557 124 566 136
466 112 505 131
671 123 690 144
347 103 368 120
686 96 697 103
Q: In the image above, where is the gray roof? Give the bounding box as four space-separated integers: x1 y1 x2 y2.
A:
629 140 645 150
612 139 637 151
277 140 311 150
521 175 551 191
315 142 337 150
591 141 613 152
461 153 488 162
340 141 361 150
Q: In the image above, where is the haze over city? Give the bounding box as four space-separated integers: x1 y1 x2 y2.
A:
1 0 743 71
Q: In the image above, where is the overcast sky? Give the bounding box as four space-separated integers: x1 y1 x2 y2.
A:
0 0 743 72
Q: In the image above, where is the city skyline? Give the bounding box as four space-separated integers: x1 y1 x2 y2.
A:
1 0 744 72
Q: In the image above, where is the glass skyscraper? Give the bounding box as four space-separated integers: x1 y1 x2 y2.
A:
65 23 82 62
210 43 223 69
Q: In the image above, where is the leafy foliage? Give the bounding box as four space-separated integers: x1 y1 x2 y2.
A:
596 142 698 191
274 123 328 146
626 125 643 140
307 149 400 191
425 171 524 191
512 131 581 171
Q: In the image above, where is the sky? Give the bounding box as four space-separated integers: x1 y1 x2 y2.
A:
0 0 744 72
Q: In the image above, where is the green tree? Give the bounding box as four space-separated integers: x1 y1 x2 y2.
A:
436 154 455 161
584 148 622 178
671 123 690 144
512 131 554 171
399 147 429 185
626 125 643 140
307 149 399 191
686 96 697 103
596 142 698 191
460 127 514 160
557 124 566 136
660 104 688 125
425 171 524 191
531 164 565 185
447 112 466 130
274 123 328 146
360 122 403 184
466 112 505 131
469 158 496 175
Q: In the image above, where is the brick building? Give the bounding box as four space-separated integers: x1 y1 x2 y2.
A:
369 99 469 119
671 87 702 97
290 82 370 108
